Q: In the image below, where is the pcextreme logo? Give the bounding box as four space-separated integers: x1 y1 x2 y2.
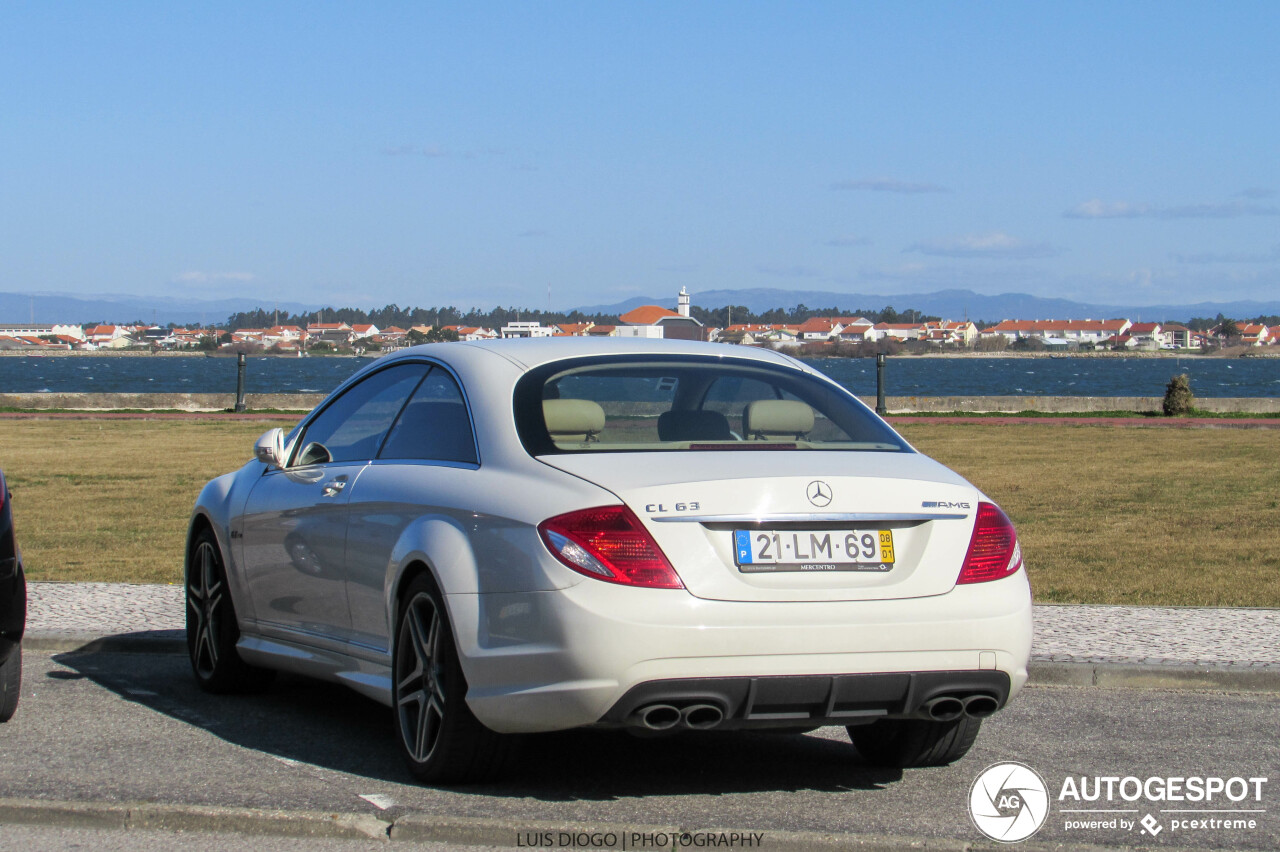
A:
969 762 1051 843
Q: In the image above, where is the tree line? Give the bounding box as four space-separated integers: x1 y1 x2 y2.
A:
198 305 1280 332
218 303 945 331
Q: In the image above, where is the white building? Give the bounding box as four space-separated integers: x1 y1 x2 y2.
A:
500 322 554 338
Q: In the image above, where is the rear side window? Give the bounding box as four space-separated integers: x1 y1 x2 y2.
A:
294 363 427 465
379 368 478 464
515 356 909 455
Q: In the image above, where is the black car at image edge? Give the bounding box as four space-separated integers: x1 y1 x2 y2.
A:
0 469 25 722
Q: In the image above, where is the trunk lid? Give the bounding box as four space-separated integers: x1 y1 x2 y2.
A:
539 451 979 602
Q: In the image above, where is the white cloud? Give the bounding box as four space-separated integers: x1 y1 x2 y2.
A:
831 178 949 194
173 271 256 284
905 232 1061 259
1066 198 1280 219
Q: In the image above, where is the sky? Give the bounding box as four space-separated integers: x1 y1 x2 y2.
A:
2 1 1278 312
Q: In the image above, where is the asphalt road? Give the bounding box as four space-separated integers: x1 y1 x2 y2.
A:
1 649 1276 850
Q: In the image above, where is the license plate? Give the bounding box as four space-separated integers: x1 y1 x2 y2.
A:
733 529 895 573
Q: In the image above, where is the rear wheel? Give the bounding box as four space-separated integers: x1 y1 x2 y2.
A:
848 716 982 768
393 573 514 784
186 527 274 693
0 647 20 722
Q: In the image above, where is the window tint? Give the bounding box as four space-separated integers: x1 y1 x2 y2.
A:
700 375 779 436
379 368 478 464
296 363 426 465
514 357 910 455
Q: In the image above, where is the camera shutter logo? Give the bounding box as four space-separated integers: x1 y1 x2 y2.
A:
969 762 1050 843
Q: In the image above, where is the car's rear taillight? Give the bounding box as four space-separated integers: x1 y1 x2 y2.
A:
539 505 683 589
957 502 1023 585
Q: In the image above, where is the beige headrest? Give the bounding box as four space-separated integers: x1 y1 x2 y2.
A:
743 399 813 439
543 399 606 442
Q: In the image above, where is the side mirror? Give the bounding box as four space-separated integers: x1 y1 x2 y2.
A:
254 428 286 468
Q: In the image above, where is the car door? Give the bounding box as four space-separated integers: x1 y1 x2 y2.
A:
343 365 480 655
240 362 427 648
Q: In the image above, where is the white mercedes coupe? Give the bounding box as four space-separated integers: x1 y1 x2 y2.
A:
186 338 1032 783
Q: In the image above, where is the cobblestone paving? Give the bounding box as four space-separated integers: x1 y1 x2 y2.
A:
24 582 1280 669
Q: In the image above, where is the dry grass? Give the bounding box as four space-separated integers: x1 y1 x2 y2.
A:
2 419 1277 606
898 423 1280 607
1 419 298 584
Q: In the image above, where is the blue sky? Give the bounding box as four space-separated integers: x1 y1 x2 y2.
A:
2 1 1278 311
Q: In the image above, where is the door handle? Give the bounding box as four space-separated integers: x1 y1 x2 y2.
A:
321 479 347 497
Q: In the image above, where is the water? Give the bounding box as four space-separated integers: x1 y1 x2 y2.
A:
807 356 1280 398
1 354 1277 398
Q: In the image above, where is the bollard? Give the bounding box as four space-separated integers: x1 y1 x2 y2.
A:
875 353 887 416
234 353 247 412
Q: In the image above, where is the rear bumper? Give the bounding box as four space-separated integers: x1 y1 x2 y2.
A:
600 670 1011 731
449 570 1033 734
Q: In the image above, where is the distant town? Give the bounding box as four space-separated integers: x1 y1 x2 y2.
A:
1 287 1274 354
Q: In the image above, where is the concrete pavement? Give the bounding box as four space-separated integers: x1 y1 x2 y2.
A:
20 582 1280 691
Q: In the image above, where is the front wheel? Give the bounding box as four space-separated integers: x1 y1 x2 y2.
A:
848 716 982 768
0 647 20 722
393 573 514 784
185 527 274 693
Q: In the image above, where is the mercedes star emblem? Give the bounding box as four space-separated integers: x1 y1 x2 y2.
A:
806 480 833 507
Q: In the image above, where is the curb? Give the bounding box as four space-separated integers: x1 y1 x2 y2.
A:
21 632 1280 693
0 798 1228 852
1027 661 1280 693
0 798 389 840
23 630 185 654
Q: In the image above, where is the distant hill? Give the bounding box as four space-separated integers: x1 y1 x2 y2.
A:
0 292 319 326
573 288 1280 324
6 287 1277 328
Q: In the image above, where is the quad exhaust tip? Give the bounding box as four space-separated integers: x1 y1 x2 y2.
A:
963 694 1000 718
924 696 965 722
682 704 724 730
923 693 1000 721
631 702 725 731
633 704 682 730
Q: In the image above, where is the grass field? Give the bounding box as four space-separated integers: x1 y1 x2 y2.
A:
2 419 1276 606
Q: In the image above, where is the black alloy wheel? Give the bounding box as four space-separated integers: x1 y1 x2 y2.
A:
0 648 20 722
185 527 274 693
392 573 514 784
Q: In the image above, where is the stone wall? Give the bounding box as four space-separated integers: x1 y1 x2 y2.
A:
858 395 1280 414
2 392 1277 414
0 392 326 411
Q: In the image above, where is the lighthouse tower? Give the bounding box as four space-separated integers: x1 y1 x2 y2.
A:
677 287 691 317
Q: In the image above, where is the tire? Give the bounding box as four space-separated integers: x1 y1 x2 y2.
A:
848 716 982 768
0 647 20 722
185 526 274 694
393 573 514 784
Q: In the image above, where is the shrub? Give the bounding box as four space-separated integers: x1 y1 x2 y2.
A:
1163 374 1194 416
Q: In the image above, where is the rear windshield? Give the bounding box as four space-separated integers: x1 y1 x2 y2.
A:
513 356 910 455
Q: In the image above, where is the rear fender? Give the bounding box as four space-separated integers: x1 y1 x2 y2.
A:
383 514 579 683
